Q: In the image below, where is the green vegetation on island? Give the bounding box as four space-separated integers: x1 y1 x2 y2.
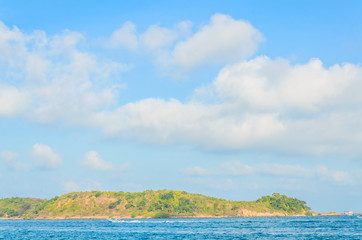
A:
256 193 311 214
0 197 46 218
0 190 313 219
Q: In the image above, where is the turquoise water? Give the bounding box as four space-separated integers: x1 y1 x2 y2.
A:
0 216 361 239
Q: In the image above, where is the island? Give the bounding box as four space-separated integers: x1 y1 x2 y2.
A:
0 190 316 219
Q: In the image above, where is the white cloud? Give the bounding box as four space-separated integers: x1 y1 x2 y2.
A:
25 53 49 82
0 151 17 162
0 21 26 63
32 144 62 169
315 166 353 185
92 99 284 150
0 85 28 117
108 21 138 50
220 161 253 176
0 151 30 171
1 18 362 157
208 57 362 154
185 160 355 185
81 151 128 171
277 112 362 156
181 166 209 176
214 56 362 111
62 181 80 192
0 22 126 124
141 24 177 50
90 22 361 155
254 163 351 184
331 171 352 184
81 151 113 171
105 14 261 71
172 14 263 69
62 180 101 192
107 20 191 54
174 20 193 37
257 163 315 178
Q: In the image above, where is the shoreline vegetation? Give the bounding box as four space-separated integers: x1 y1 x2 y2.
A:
0 190 334 220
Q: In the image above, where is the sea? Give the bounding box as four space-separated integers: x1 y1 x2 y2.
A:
0 216 361 239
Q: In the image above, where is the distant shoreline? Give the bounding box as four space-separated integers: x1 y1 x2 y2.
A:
3 213 343 220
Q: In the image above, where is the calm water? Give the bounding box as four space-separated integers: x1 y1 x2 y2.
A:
0 216 361 239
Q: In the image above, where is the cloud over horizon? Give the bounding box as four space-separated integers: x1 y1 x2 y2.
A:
182 160 355 186
91 57 362 156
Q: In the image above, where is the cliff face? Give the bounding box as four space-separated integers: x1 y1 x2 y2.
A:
1 190 313 219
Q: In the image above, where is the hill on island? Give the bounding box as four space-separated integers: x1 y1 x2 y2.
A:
0 190 313 219
0 197 46 218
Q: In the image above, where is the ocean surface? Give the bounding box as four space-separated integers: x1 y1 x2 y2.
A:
0 216 361 239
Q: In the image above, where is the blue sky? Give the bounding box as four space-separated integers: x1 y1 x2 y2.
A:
0 0 362 213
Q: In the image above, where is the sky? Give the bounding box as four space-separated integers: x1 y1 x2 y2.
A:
0 0 361 213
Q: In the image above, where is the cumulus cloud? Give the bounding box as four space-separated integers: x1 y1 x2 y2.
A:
172 14 263 69
81 151 113 171
0 21 125 124
92 99 284 150
1 18 362 157
32 144 62 169
105 14 262 70
211 56 362 154
89 53 362 153
106 20 191 53
108 21 138 50
140 24 178 51
0 85 28 117
81 151 128 171
214 56 362 111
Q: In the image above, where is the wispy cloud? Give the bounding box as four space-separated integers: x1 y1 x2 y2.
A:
220 161 253 176
108 21 138 50
181 166 209 176
315 166 354 185
182 161 355 186
81 150 129 171
61 180 101 192
0 151 31 171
